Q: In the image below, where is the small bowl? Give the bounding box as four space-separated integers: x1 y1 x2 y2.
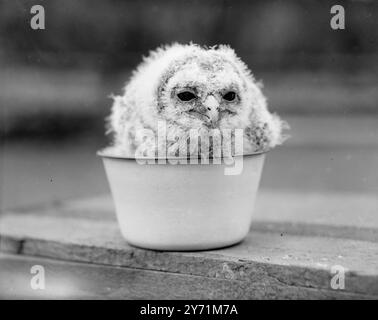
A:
98 152 266 251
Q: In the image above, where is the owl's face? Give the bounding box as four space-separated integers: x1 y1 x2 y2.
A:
158 53 249 129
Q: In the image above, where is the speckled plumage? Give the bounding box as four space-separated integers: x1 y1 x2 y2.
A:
106 43 287 157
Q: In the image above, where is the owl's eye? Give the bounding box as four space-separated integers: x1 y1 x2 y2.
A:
223 91 236 102
177 91 196 102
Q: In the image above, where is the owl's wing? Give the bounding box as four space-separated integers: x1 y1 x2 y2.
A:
245 105 289 152
242 80 289 152
107 94 137 152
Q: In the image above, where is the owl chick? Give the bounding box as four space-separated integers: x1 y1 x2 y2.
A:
106 43 287 158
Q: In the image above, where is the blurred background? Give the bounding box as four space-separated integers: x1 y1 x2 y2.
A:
1 0 377 211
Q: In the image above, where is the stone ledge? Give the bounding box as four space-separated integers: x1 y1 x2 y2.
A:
0 253 375 300
1 191 377 299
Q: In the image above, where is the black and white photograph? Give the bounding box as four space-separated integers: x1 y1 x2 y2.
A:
0 0 377 304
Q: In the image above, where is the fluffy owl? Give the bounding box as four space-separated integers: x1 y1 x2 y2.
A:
106 43 287 158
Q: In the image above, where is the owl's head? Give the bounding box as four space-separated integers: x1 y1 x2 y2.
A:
121 44 266 131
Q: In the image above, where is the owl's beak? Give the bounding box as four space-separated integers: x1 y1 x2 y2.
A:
203 95 219 124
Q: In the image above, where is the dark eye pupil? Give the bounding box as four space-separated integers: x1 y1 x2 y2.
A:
177 91 196 101
223 91 236 101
